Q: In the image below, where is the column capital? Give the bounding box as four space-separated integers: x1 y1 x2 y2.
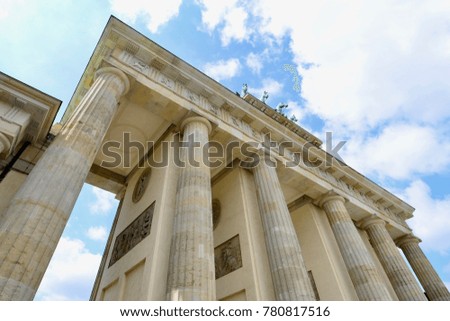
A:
180 116 212 134
359 215 386 230
395 234 422 248
95 66 130 95
318 192 346 208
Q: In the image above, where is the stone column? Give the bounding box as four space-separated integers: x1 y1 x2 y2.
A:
360 216 426 300
320 195 392 300
0 67 130 300
252 153 315 301
396 234 450 301
166 116 215 301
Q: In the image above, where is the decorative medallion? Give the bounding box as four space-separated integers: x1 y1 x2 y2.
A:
132 168 151 203
214 235 243 279
109 201 155 267
212 199 221 230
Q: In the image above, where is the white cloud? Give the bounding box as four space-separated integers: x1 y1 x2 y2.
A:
197 0 251 45
250 0 450 132
246 52 263 74
35 237 102 300
203 1 450 139
110 0 182 33
87 226 108 241
196 1 235 30
286 100 307 124
0 0 23 20
248 78 283 102
203 58 241 81
220 6 249 45
89 186 116 215
401 180 450 254
342 123 450 180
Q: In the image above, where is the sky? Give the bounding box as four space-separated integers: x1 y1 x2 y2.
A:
0 0 449 300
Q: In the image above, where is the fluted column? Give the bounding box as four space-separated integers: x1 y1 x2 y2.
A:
166 116 215 301
320 195 392 300
0 67 130 300
396 234 450 301
252 153 315 301
360 216 426 300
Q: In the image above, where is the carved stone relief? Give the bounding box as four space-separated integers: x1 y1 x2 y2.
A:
214 235 243 279
109 201 155 267
132 60 148 73
159 75 174 89
208 103 219 116
132 168 151 203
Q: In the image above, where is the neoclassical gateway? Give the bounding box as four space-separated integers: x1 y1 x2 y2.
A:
0 17 449 301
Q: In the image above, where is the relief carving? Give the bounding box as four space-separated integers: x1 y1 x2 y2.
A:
183 88 199 103
132 168 151 203
160 75 174 89
109 201 155 267
214 235 242 279
132 60 149 73
231 116 240 127
251 127 260 139
208 103 219 116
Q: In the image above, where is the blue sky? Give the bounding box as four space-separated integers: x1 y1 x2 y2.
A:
1 0 449 300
